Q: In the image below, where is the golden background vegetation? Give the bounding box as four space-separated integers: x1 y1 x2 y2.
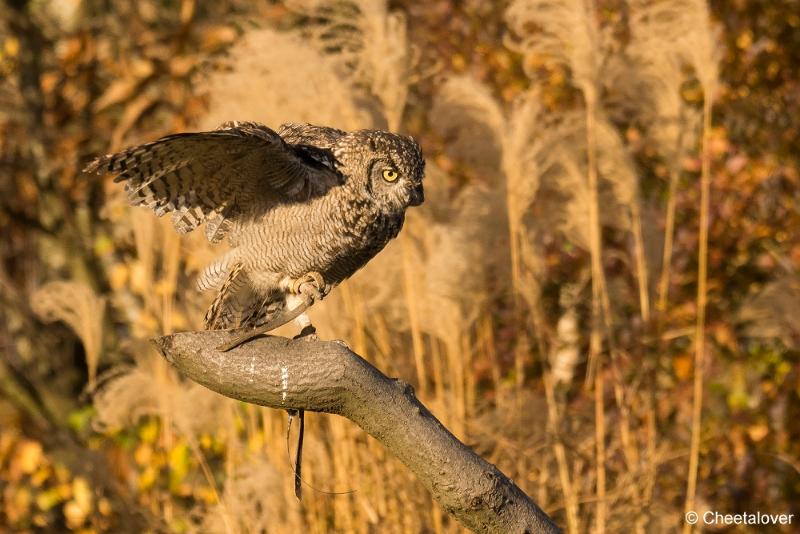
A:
1 0 798 532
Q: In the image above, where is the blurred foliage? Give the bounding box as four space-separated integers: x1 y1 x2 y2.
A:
0 0 799 533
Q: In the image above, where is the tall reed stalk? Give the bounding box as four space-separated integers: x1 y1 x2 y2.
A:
543 371 580 533
400 234 428 397
657 165 680 315
584 84 607 534
683 93 712 534
631 202 651 322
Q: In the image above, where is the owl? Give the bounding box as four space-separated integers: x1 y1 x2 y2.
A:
85 121 425 349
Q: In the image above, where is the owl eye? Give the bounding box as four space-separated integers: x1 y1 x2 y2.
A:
382 168 399 182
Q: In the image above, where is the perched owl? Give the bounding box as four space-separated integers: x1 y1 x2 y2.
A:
85 121 425 348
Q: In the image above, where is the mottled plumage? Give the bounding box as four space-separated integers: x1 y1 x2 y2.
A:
85 121 425 332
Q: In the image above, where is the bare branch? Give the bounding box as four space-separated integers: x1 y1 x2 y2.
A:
153 330 560 534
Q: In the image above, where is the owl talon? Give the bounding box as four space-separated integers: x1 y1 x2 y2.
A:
299 283 322 302
291 272 326 302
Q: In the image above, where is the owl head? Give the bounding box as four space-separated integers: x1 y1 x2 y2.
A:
336 130 425 212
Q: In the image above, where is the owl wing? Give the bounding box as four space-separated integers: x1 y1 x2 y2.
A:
278 122 346 149
84 121 342 242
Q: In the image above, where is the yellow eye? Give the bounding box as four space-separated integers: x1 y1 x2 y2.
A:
382 168 399 182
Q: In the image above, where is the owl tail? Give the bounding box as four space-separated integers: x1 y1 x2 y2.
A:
203 263 285 330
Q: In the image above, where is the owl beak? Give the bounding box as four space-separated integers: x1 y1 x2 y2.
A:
409 183 424 206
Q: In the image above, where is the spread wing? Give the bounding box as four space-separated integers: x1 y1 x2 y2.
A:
84 121 343 242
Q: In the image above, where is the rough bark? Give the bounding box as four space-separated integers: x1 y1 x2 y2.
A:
153 330 560 534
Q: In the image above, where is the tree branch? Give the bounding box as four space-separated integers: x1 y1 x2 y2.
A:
153 330 560 534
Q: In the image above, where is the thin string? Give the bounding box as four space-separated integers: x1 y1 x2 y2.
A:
285 411 356 498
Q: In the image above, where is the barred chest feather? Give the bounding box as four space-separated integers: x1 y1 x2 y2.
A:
236 185 404 286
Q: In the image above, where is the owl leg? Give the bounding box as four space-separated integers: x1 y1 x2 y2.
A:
290 272 329 338
215 273 325 352
215 296 313 351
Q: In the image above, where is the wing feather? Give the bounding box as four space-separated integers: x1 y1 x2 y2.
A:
84 122 343 239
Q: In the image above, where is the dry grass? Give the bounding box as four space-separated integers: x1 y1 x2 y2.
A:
18 1 773 532
286 0 417 130
31 281 106 390
87 7 496 530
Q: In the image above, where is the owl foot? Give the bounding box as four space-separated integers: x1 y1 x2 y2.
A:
291 272 326 301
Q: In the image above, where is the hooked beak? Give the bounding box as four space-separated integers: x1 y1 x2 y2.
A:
409 183 424 206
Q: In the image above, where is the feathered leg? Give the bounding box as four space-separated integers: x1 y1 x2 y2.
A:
215 272 324 352
204 262 247 330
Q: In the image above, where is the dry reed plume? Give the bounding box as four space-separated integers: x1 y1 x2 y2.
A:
31 281 105 390
3 0 794 532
